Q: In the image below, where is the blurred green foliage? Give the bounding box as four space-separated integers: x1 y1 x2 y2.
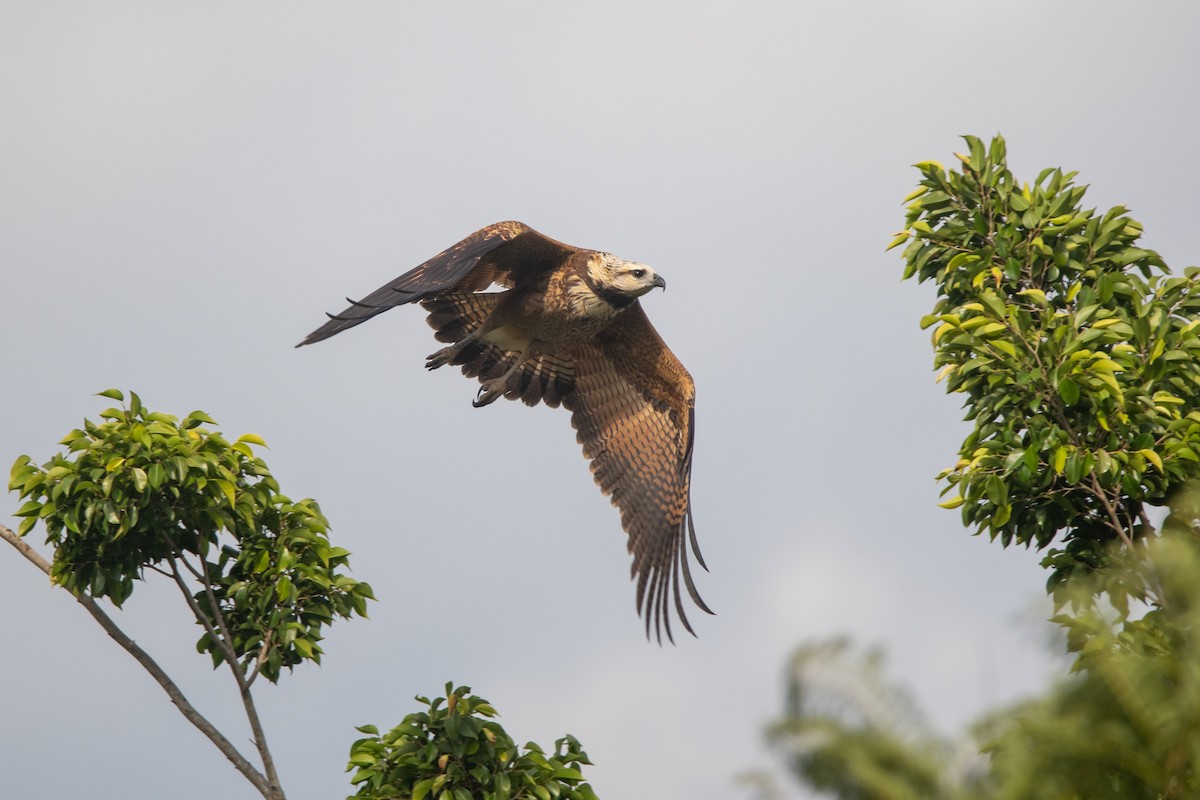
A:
982 497 1200 799
347 683 599 800
768 522 1200 800
768 639 972 800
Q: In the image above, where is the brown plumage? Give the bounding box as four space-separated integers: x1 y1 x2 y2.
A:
298 221 711 642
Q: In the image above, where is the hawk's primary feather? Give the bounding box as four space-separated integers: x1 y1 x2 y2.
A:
298 221 711 642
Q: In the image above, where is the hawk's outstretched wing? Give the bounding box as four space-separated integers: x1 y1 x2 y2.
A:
296 221 576 347
564 302 711 642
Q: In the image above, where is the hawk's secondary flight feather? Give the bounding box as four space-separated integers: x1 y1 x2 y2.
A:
298 221 711 642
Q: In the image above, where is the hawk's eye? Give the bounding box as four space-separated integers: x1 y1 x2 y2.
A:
631 269 646 279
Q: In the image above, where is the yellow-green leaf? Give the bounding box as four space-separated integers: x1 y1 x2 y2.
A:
236 433 268 447
214 478 237 508
990 339 1018 358
1053 447 1068 475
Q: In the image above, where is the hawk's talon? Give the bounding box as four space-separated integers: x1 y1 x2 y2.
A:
426 347 454 370
473 380 505 408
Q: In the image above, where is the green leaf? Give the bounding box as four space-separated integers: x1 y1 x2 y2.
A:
96 388 125 401
979 291 1006 318
966 135 985 173
236 433 268 447
187 411 218 425
293 637 314 659
990 339 1018 358
1053 447 1068 476
214 478 237 508
412 778 435 800
1058 378 1080 406
15 500 43 517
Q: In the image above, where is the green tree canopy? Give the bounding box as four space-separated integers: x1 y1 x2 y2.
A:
764 136 1200 800
895 136 1200 594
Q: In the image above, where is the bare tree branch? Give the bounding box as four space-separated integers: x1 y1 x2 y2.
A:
0 523 271 797
163 543 287 800
195 554 286 800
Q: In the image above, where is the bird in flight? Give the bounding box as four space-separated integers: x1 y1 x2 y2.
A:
298 221 711 642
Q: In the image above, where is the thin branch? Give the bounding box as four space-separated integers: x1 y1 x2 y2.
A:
1135 506 1168 609
245 628 275 689
1138 506 1158 538
163 553 233 667
1088 474 1136 550
191 546 286 800
0 523 270 796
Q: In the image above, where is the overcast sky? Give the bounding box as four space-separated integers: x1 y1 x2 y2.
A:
4 2 1199 799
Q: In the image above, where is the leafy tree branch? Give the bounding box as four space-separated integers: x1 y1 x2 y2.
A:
0 520 272 796
6 390 375 800
5 390 601 799
893 135 1200 599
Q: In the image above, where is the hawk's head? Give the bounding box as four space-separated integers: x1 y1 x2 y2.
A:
589 253 667 299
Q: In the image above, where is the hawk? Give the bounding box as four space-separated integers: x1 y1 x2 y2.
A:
298 221 711 642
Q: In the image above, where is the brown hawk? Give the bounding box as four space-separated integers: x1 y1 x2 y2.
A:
299 221 711 642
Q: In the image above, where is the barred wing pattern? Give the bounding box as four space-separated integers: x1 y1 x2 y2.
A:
422 292 576 408
564 303 710 642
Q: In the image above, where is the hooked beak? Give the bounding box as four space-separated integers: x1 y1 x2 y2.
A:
652 274 667 291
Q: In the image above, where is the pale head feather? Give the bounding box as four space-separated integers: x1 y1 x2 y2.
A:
587 253 665 297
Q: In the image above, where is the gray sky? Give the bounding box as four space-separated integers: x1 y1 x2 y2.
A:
3 2 1199 798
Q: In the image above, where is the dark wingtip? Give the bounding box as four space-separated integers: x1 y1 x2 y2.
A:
687 505 709 572
634 508 713 645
